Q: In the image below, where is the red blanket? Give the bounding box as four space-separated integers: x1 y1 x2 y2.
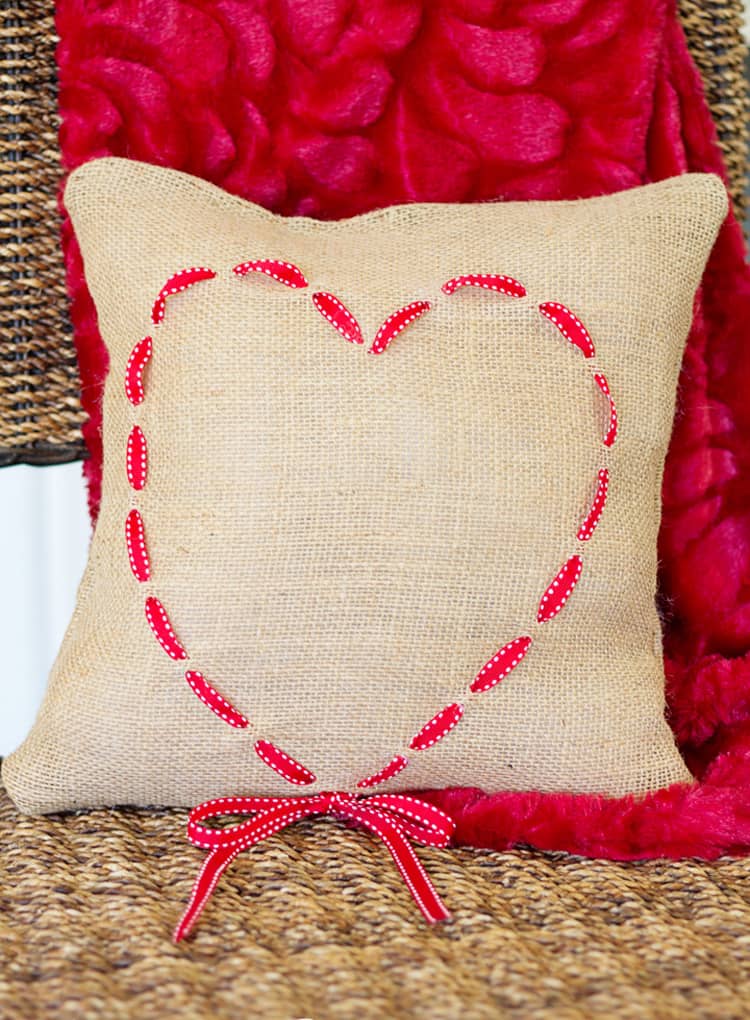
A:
56 0 750 858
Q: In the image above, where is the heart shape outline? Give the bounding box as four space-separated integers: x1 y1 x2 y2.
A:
125 260 617 791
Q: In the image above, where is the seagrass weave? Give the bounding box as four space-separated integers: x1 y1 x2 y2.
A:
0 1 86 465
679 0 749 206
0 0 747 466
1 786 749 1020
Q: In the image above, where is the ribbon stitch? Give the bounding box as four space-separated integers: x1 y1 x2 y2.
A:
174 791 454 941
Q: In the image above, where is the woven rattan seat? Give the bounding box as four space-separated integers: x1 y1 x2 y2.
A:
1 3 749 1016
2 787 750 1019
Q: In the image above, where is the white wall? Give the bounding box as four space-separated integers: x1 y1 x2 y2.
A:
0 463 90 754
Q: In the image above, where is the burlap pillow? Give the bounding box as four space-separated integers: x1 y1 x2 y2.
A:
4 160 726 819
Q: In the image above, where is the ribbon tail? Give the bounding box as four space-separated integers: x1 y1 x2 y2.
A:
173 843 240 943
353 807 451 924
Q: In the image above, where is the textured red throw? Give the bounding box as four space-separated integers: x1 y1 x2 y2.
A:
55 0 750 859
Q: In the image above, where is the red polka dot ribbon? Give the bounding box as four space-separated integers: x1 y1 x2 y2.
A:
174 791 455 941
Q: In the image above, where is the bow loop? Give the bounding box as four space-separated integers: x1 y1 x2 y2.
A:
186 794 328 850
358 794 455 846
174 790 454 941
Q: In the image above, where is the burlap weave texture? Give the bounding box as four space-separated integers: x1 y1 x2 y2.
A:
3 159 727 812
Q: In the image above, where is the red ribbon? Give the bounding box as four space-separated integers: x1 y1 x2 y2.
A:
174 790 455 941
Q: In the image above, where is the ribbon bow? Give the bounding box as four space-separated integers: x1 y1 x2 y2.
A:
174 790 455 941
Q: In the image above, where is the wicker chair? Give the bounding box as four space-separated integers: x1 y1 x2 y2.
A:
1 3 748 1017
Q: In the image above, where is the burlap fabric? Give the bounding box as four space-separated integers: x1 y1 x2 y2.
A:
3 159 727 813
